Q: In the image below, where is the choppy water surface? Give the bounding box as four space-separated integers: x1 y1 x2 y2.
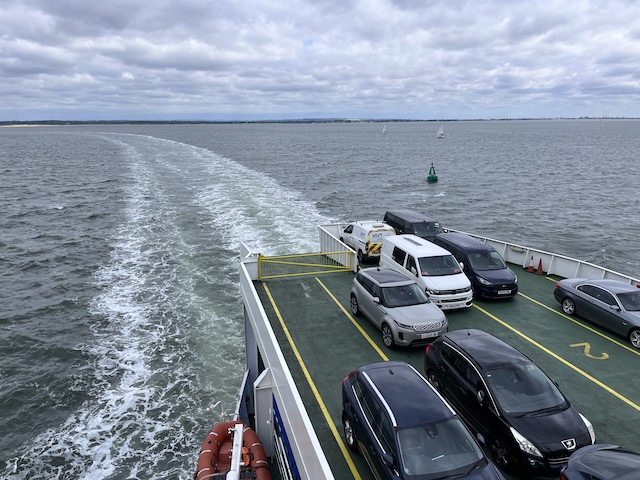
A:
1 120 638 478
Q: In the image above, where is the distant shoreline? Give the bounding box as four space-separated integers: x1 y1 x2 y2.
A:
1 117 637 127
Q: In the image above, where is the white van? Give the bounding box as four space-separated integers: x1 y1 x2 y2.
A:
340 221 396 263
380 234 473 310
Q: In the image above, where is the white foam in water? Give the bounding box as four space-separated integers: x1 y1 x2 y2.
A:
7 133 333 479
192 147 332 255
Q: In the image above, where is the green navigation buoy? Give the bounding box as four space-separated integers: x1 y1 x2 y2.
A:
427 162 438 183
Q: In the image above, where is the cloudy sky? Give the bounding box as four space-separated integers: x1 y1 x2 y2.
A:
2 0 640 121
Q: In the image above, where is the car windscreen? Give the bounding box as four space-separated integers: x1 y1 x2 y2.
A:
381 283 430 307
397 418 485 477
466 251 507 271
618 290 640 311
412 222 443 237
418 255 461 276
485 363 566 415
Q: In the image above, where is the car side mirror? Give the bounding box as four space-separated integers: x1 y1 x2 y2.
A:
373 296 381 304
459 261 465 270
382 453 395 468
477 390 486 405
610 304 621 311
410 267 418 277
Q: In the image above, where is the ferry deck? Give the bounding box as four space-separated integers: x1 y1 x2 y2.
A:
239 226 640 480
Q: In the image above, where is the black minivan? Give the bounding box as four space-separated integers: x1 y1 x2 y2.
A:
342 360 505 479
424 330 595 478
383 209 445 242
433 232 518 299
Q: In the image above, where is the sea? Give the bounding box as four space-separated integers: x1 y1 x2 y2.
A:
1 119 639 479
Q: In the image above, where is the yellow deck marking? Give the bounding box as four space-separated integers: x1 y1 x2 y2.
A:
518 291 640 356
316 278 389 361
263 283 363 480
473 303 640 412
570 342 609 360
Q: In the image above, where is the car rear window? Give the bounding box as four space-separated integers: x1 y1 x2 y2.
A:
369 229 394 243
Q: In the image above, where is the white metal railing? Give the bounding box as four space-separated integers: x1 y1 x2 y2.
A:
447 228 640 287
317 224 639 286
318 224 357 272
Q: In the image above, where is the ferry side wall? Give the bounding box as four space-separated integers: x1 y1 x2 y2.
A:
240 244 335 480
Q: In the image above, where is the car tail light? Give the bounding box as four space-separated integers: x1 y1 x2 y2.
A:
425 344 433 356
559 473 569 480
555 283 561 289
343 371 356 383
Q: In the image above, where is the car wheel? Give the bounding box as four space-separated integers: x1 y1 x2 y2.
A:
629 328 640 349
350 294 361 316
490 436 514 472
426 370 440 390
381 323 396 349
343 418 358 452
561 297 576 315
357 250 365 263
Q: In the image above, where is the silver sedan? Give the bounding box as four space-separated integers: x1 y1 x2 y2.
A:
554 278 640 348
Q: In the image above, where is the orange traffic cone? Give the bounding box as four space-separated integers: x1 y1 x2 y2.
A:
535 259 544 275
527 255 535 273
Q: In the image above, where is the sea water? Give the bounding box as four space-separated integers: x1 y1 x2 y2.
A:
1 120 638 478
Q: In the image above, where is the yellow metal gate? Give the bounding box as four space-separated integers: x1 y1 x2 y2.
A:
258 251 353 280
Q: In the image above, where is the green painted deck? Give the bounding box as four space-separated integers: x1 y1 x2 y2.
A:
256 265 640 480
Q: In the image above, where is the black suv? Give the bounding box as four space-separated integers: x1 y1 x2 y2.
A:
424 329 595 478
342 360 504 480
383 209 445 242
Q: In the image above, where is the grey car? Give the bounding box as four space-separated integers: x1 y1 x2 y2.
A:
554 278 640 348
350 268 448 349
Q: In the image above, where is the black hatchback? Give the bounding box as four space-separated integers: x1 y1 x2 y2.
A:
341 360 504 480
424 330 596 478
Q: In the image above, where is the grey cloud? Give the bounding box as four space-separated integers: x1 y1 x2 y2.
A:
2 0 640 120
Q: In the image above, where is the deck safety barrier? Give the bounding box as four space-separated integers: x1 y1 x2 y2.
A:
257 251 354 280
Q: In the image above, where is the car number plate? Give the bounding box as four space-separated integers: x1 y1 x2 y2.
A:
420 332 439 339
498 290 511 295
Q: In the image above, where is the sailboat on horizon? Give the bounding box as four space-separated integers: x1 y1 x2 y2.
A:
436 123 445 138
382 124 387 134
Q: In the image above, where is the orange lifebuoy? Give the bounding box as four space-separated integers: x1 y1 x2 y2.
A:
194 421 271 480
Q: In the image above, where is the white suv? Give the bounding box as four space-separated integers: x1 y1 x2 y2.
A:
340 221 395 263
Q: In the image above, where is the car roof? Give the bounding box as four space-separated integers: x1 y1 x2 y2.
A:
386 234 452 255
435 232 494 251
360 361 454 428
352 220 393 229
443 329 530 369
359 267 415 286
565 278 640 294
385 209 439 223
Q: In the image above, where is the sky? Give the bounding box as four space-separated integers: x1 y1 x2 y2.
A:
2 0 640 121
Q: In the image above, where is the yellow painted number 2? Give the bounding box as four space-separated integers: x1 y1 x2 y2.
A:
570 342 609 360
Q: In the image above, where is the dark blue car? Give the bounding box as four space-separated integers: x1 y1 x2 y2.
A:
433 233 518 300
341 360 505 479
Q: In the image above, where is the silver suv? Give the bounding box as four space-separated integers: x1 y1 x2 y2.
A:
350 268 448 349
